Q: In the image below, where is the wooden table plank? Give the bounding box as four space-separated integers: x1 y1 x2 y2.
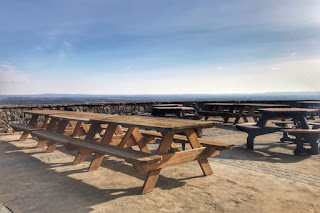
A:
90 115 214 131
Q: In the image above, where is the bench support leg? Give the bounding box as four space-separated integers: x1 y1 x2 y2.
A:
310 140 319 155
36 140 47 148
46 120 69 153
87 124 118 171
19 131 30 141
73 149 91 164
88 154 105 171
46 142 59 153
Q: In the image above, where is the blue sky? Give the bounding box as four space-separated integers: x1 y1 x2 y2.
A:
0 0 319 94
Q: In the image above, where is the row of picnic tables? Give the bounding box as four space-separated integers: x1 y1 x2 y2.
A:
198 101 320 124
8 102 320 195
150 101 320 125
197 101 320 154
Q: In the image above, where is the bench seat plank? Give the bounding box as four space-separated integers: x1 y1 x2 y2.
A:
133 146 220 173
283 129 320 134
32 130 162 164
11 123 43 132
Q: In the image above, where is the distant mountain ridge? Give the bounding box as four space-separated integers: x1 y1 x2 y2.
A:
0 91 319 105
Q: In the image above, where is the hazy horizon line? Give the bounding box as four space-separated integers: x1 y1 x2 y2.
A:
1 91 320 96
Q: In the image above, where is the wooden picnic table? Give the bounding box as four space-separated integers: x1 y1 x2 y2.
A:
199 103 289 124
11 110 233 194
236 108 318 154
151 106 195 118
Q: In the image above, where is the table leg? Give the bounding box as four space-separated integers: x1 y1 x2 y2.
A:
224 106 234 123
132 128 152 153
119 127 136 147
185 129 213 176
72 121 82 137
233 107 241 124
141 131 174 194
243 116 249 123
42 115 50 128
234 107 244 125
295 114 309 129
256 115 268 127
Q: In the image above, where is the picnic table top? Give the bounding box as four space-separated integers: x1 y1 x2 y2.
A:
24 110 214 131
235 103 289 107
152 104 183 107
258 108 318 113
152 106 194 110
297 101 320 105
90 114 213 131
24 110 116 122
24 109 63 115
203 103 288 107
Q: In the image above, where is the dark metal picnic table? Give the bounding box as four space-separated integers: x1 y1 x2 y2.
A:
199 103 289 124
237 108 318 154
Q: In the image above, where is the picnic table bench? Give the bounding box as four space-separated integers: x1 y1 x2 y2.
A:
10 110 233 194
282 129 320 155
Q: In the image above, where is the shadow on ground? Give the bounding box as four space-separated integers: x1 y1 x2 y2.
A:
0 136 189 212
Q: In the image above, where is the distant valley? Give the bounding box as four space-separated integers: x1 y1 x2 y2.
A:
0 92 319 105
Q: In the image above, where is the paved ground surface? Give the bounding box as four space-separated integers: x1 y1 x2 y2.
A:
0 117 320 212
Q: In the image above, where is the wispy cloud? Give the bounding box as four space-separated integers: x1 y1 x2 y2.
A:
0 64 48 94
